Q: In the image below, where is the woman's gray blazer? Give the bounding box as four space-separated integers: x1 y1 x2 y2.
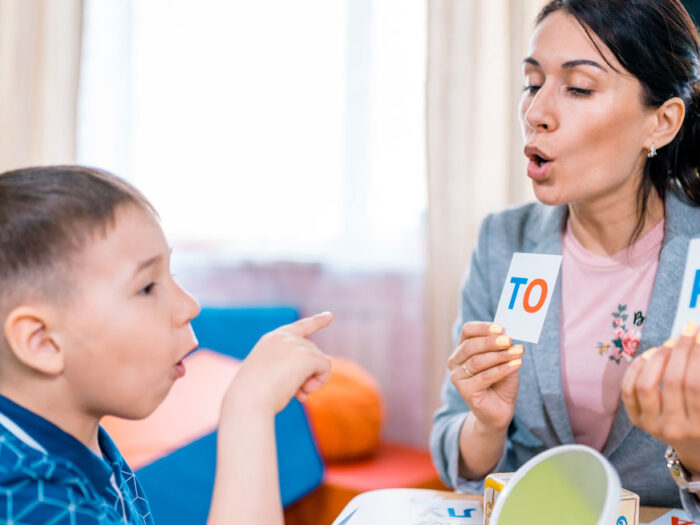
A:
429 189 700 516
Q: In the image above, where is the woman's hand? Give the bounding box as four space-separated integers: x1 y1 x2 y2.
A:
621 321 700 480
448 321 524 433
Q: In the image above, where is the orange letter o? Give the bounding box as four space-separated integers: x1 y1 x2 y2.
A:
523 279 547 313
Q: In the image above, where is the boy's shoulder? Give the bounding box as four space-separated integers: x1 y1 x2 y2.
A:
0 423 106 522
0 401 153 524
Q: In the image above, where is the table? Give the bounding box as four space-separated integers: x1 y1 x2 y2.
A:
330 489 675 525
433 491 672 523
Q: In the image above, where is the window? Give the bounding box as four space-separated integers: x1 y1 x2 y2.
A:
79 0 426 269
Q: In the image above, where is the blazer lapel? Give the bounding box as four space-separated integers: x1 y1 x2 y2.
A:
526 205 575 445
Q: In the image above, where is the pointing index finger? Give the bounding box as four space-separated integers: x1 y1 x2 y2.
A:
281 311 334 338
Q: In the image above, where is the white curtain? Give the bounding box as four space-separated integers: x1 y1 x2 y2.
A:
425 0 545 426
0 0 83 173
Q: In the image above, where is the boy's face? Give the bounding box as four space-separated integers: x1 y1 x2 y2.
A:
55 204 200 420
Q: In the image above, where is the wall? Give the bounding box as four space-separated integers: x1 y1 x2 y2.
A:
175 261 429 447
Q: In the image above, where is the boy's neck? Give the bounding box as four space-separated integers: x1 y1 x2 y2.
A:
0 382 102 457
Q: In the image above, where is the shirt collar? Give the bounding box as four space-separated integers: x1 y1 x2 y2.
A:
0 394 122 491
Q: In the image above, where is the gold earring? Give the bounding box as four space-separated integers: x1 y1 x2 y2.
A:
647 144 657 158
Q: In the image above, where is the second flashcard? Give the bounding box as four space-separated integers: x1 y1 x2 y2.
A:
670 237 700 337
493 252 562 344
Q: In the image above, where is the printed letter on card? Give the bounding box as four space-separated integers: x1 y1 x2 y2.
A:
494 253 562 343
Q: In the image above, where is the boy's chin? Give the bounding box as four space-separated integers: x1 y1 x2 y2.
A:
108 406 157 421
108 393 169 421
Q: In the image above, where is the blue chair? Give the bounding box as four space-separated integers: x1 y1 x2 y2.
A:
136 306 324 524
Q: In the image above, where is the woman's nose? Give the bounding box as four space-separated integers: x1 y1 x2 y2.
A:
523 85 557 132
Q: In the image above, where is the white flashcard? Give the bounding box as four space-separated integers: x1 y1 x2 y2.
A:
671 238 700 337
411 498 483 524
331 489 483 525
494 253 562 344
644 508 693 524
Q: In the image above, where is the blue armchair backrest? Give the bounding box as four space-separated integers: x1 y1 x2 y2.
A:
136 306 324 524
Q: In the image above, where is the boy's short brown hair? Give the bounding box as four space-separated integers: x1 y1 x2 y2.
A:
0 165 154 316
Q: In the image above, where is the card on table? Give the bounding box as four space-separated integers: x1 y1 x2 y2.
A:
643 508 694 525
331 489 483 525
411 498 482 525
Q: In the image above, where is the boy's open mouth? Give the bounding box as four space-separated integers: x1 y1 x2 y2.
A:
174 345 198 379
174 359 186 378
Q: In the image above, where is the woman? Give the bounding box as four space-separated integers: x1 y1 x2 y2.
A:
430 0 700 516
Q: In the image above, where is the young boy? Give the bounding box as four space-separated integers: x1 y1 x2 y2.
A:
0 166 332 524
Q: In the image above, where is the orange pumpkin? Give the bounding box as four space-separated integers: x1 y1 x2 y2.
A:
304 356 384 462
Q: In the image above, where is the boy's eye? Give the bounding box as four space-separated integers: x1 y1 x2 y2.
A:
139 282 156 295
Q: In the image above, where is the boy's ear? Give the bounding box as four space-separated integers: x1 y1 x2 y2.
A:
4 306 65 375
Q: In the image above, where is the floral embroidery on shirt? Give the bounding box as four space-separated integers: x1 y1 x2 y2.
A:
596 304 644 364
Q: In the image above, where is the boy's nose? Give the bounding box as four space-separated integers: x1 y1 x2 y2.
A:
174 283 201 325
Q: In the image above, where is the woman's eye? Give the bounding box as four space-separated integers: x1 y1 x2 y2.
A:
568 87 593 97
523 85 541 94
139 282 156 295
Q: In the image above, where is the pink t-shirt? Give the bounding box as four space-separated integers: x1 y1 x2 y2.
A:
560 217 664 451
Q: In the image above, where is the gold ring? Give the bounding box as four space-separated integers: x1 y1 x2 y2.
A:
462 362 474 378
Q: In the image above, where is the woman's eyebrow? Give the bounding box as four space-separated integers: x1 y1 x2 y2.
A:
562 59 607 72
522 57 608 72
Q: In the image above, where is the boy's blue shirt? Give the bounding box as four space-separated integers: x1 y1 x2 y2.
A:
0 395 154 524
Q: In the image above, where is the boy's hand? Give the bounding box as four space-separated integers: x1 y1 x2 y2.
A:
224 312 333 415
209 313 333 525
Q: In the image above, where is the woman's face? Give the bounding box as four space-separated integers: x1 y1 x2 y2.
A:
519 10 654 208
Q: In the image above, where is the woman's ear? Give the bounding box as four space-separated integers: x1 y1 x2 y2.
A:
4 305 65 375
646 96 685 150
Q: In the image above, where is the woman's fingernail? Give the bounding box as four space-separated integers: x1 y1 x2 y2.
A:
507 345 524 356
489 323 503 334
509 358 522 367
663 337 678 348
682 321 698 337
496 335 511 347
696 333 700 344
641 347 658 360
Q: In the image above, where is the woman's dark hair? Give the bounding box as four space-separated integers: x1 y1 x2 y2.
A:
0 166 154 311
538 0 700 241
